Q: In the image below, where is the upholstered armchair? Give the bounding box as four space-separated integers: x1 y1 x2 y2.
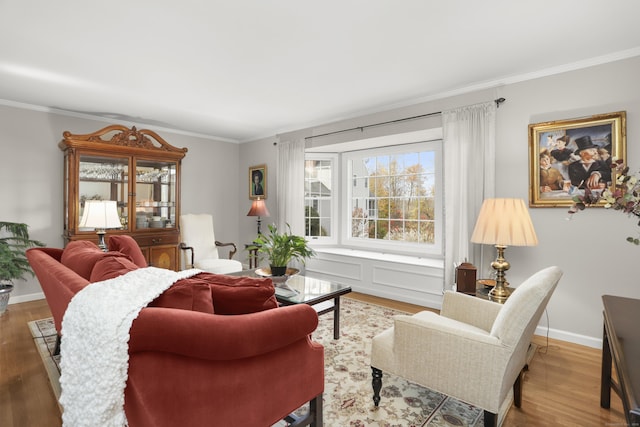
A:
371 266 562 427
179 213 243 274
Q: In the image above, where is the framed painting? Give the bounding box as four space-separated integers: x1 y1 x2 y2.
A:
249 164 267 200
528 111 626 207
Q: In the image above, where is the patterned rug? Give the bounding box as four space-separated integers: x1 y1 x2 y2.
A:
28 317 61 401
29 298 507 426
305 298 488 426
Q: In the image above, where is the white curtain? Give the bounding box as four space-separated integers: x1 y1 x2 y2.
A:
442 102 496 288
276 137 306 236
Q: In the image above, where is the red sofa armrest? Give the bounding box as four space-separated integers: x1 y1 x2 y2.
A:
129 304 319 360
31 247 64 262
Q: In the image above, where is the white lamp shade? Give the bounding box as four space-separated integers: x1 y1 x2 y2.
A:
79 200 122 230
470 198 538 247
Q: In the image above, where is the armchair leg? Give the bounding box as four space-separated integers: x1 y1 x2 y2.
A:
484 410 498 427
371 367 383 406
514 368 524 408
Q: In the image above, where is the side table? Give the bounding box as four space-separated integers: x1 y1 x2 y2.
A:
475 279 496 300
244 243 260 269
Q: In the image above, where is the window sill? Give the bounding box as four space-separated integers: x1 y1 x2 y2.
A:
312 247 443 269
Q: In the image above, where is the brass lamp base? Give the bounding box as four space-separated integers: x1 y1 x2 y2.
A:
489 244 512 304
488 281 512 304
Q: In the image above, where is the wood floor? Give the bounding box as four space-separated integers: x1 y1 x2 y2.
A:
1 295 626 427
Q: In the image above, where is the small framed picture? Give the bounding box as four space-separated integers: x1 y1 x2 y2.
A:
249 164 267 200
528 111 626 207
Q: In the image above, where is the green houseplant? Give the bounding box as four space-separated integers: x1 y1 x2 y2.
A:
0 222 44 314
251 224 315 276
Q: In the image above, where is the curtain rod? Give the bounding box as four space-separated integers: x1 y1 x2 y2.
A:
304 97 506 141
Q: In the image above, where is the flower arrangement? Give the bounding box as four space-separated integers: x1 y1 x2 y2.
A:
569 159 640 244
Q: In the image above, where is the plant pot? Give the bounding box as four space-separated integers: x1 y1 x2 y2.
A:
0 283 14 315
269 265 288 277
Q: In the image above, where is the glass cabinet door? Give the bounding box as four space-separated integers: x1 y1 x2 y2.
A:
78 155 129 230
134 159 177 230
61 125 186 270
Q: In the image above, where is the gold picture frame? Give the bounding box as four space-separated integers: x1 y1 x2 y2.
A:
249 164 267 200
528 111 626 207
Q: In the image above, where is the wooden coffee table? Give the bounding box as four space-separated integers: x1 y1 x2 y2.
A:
232 270 352 339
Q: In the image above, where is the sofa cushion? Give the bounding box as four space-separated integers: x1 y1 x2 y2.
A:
61 240 109 280
90 254 140 282
89 255 214 313
192 273 278 315
107 235 147 267
149 280 214 314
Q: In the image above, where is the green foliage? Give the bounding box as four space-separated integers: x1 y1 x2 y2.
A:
251 223 315 267
0 222 45 284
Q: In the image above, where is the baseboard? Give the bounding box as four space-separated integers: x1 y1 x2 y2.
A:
534 325 602 349
9 291 45 305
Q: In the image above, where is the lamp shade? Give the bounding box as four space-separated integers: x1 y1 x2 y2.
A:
79 200 122 230
470 198 538 247
246 198 270 217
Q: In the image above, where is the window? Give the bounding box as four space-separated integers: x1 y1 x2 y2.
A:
304 154 338 243
344 141 442 255
305 129 443 257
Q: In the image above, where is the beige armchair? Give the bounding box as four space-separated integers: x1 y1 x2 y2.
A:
179 213 243 274
371 266 562 427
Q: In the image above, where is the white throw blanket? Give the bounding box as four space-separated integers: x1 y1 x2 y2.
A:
59 267 202 427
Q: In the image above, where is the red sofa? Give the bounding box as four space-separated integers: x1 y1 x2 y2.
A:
26 236 324 427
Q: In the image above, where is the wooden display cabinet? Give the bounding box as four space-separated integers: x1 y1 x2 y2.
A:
59 125 188 270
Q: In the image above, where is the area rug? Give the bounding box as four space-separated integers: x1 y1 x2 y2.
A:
29 298 508 426
28 317 61 401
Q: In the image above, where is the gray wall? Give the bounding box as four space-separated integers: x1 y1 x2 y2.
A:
1 106 241 302
238 136 278 247
496 56 640 346
240 55 640 347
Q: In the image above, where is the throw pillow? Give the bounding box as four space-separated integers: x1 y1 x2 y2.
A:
194 273 278 315
61 240 108 280
90 254 140 282
149 279 214 314
107 235 147 267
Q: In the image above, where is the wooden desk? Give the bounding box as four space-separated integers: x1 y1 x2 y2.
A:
601 295 640 426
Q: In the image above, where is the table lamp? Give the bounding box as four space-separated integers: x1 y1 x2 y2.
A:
79 200 123 251
470 198 538 303
246 197 270 235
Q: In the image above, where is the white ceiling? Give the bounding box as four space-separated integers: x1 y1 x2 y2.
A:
1 1 640 143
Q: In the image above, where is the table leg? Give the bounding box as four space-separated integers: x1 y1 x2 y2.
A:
333 297 341 340
249 248 257 269
601 323 612 408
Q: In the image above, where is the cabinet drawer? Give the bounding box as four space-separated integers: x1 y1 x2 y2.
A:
134 233 179 248
147 245 178 271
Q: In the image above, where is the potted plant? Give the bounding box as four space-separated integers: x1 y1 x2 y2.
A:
251 224 315 276
0 222 44 314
